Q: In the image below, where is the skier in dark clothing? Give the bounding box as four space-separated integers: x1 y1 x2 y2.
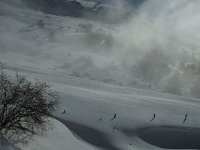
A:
61 109 66 114
151 114 156 122
183 113 188 124
98 116 102 121
110 113 117 121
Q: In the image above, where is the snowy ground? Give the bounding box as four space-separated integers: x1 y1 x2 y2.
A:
1 62 200 150
20 118 96 150
1 0 200 150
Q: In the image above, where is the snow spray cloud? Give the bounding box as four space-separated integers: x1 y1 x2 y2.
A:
1 0 200 98
111 0 200 97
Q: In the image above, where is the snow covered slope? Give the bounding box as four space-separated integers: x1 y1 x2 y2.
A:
3 63 200 150
2 0 200 98
1 0 200 150
20 118 95 150
0 117 96 150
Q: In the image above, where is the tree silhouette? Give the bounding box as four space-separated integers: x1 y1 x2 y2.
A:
0 66 58 143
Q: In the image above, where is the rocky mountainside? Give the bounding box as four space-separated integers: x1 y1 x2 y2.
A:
21 0 144 23
22 0 84 17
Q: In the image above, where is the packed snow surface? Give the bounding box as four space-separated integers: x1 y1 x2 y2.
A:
21 118 95 150
1 0 200 150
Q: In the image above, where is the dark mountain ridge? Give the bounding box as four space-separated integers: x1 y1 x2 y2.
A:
22 0 145 23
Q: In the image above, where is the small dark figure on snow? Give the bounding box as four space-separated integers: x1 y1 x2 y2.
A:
183 113 188 124
129 143 133 146
61 109 66 114
151 114 156 122
98 116 102 121
110 113 117 121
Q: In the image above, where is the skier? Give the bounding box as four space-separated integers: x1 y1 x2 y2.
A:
151 114 156 122
110 113 117 121
98 116 102 121
61 109 66 114
183 113 188 124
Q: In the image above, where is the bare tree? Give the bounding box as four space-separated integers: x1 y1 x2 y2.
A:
0 66 58 143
